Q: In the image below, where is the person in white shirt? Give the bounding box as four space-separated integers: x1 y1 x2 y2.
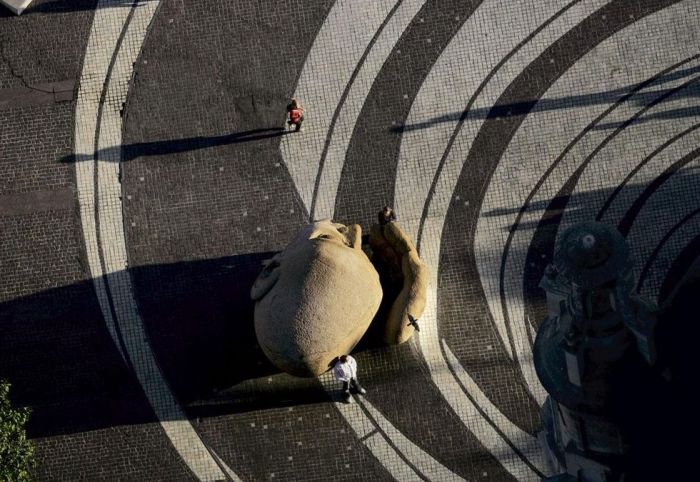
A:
333 354 366 403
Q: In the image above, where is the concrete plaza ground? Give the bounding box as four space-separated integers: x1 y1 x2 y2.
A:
1 0 698 480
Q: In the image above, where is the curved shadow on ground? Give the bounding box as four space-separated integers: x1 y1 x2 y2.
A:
0 248 407 437
0 251 324 437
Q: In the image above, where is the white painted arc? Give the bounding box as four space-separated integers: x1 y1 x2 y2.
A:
283 2 473 477
598 124 700 228
396 1 607 369
359 398 466 481
626 155 700 295
74 1 239 480
318 372 460 481
637 214 700 301
415 0 614 407
557 68 700 233
312 0 427 219
211 448 245 482
390 0 613 474
280 0 399 214
415 235 542 481
553 80 700 303
364 434 423 482
442 341 546 472
74 0 133 364
96 4 237 480
395 0 582 244
594 123 700 302
473 0 699 407
398 0 615 454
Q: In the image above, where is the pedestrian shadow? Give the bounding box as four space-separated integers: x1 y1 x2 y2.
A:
59 127 289 164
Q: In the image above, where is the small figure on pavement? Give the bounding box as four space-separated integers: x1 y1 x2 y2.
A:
286 98 305 132
333 354 366 403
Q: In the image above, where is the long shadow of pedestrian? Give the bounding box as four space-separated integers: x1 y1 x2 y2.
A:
59 127 289 164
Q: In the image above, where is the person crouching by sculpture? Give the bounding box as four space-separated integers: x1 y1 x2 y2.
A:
333 354 366 403
379 206 397 225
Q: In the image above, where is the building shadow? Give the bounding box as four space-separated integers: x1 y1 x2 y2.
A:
0 246 405 437
0 251 331 438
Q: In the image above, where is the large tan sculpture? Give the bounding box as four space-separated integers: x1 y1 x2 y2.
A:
251 220 383 377
369 216 428 344
251 211 428 377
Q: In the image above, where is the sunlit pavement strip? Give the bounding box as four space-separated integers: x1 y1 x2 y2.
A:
73 1 238 480
280 0 399 214
637 213 700 300
391 0 616 477
475 1 699 394
282 2 468 478
625 154 700 289
558 69 700 231
557 73 700 295
397 0 608 372
405 0 616 415
311 0 427 219
318 373 463 481
412 284 542 481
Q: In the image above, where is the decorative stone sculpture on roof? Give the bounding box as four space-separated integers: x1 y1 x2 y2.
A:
534 222 661 481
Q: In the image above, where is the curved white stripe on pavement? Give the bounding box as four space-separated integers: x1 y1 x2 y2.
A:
598 124 700 227
360 397 465 481
74 1 238 480
312 0 426 219
416 0 613 409
280 0 398 214
396 0 583 246
283 2 472 478
414 283 542 481
558 72 700 231
74 0 133 364
637 213 700 301
626 155 700 296
394 1 609 472
398 0 606 371
442 341 545 471
318 373 462 481
473 0 698 405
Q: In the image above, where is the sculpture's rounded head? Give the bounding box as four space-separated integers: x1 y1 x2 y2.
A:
251 220 382 377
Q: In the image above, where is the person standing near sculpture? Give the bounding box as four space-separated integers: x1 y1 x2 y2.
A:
333 354 366 403
379 206 397 225
286 98 305 132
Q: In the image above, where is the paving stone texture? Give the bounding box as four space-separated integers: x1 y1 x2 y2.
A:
0 0 698 481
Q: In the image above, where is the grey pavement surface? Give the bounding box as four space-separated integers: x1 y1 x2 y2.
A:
1 0 698 480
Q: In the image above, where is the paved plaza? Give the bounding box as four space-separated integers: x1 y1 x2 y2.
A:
1 0 698 480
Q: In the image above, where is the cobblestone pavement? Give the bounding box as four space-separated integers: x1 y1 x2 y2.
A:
1 0 698 480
